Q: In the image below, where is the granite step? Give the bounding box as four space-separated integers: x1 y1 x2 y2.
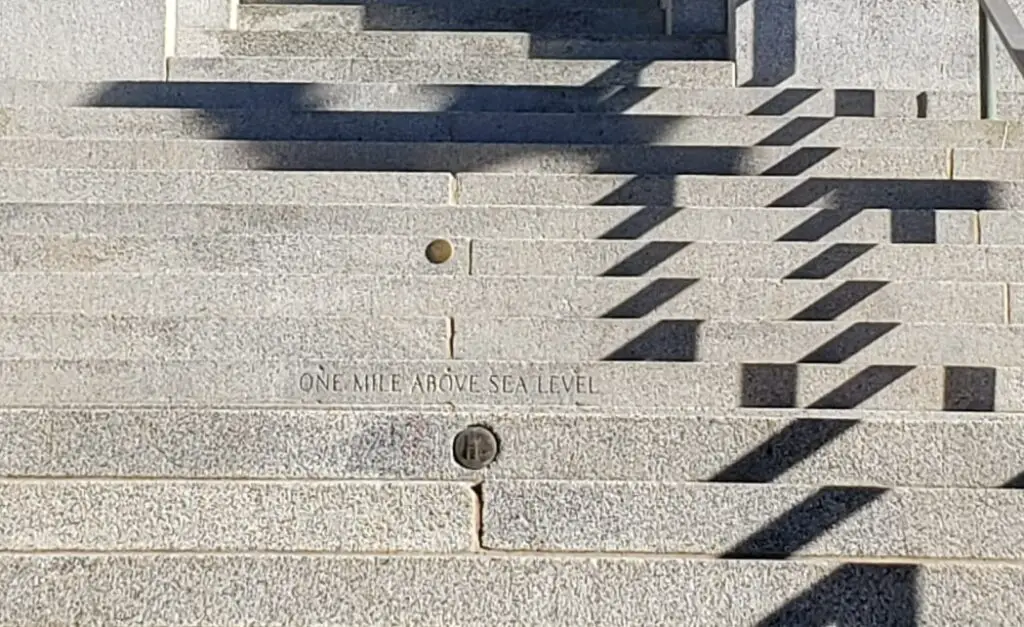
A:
4 314 1022 365
456 319 1024 365
452 173 1019 207
0 315 451 360
0 479 474 552
176 29 726 61
0 80 1000 116
0 234 470 274
1 554 1015 625
3 406 1023 487
0 203 979 243
0 140 955 178
7 235 1024 280
0 359 1012 410
0 274 1002 322
0 108 1008 147
0 169 452 204
484 480 1024 560
166 57 735 86
237 3 666 35
471 241 1024 281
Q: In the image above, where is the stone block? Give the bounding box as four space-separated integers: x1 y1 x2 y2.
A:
0 274 1003 322
0 169 451 205
484 480 1024 559
454 173 1019 208
456 320 1024 364
239 4 364 31
0 234 469 274
0 315 449 360
175 30 529 59
0 554 1020 624
0 0 165 81
733 0 1024 91
470 240 1024 280
0 480 474 551
177 0 233 30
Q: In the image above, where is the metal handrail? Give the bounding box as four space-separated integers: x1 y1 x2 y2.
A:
979 0 1024 117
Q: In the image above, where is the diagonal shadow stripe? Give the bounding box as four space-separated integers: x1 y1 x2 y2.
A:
748 88 821 116
601 241 691 276
599 206 683 239
785 243 876 279
789 281 888 321
807 365 915 409
720 486 887 558
602 319 700 361
709 418 859 483
798 322 900 364
760 147 839 176
755 117 831 146
601 278 698 319
754 562 918 626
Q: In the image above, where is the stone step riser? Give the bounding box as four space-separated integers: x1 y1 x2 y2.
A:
485 481 1024 560
1 81 1006 117
175 29 725 61
166 57 735 87
0 480 474 552
0 204 980 244
0 275 1001 323
18 236 1024 281
2 407 1021 487
0 140 956 178
237 4 667 35
6 316 1024 366
0 359 1011 411
1 554 1014 625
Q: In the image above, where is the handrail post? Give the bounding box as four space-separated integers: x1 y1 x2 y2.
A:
980 6 998 119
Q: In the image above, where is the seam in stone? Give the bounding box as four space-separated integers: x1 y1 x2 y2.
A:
470 482 485 550
164 0 178 78
447 316 456 359
947 147 955 180
448 172 460 205
467 239 474 275
974 210 982 244
1006 283 1012 324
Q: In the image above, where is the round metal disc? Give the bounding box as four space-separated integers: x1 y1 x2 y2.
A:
452 425 498 470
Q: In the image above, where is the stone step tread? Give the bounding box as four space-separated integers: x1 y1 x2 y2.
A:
0 275 1001 323
166 56 736 87
483 480 1024 560
0 359 1012 411
457 319 1024 365
3 407 1023 487
236 3 667 35
0 233 471 275
0 168 451 205
0 109 1016 149
238 0 661 8
8 315 1024 365
0 139 957 178
1 554 1014 625
0 204 980 244
1 80 1011 117
472 240 1024 280
0 480 473 552
177 29 726 60
0 315 452 360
